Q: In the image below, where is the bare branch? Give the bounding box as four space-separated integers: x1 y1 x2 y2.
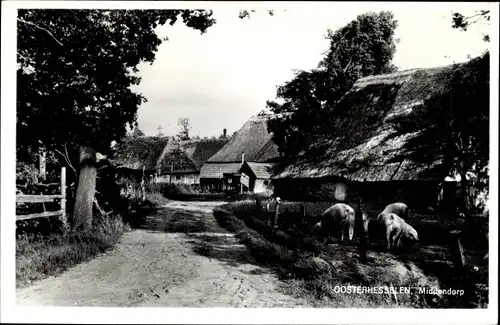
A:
17 18 64 46
54 148 77 176
93 198 111 216
33 182 59 187
17 51 29 62
342 58 353 74
464 10 490 21
64 142 77 173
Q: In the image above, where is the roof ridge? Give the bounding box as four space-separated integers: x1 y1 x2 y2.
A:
357 62 460 83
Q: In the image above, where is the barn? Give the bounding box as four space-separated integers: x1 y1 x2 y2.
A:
272 62 476 212
200 114 280 193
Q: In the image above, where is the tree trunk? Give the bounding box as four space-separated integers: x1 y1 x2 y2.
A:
71 146 97 231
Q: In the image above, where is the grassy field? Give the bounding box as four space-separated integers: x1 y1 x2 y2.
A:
214 199 489 308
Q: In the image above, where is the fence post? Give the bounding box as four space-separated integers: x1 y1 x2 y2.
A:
358 231 368 263
299 204 306 225
60 167 66 221
273 200 280 228
41 192 47 212
449 230 466 278
357 196 368 263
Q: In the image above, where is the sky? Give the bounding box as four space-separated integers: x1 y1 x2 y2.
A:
133 2 492 138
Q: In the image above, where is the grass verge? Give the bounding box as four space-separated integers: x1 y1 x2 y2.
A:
16 213 128 288
213 200 489 308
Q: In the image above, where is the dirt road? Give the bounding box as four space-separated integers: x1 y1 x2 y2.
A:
16 200 310 307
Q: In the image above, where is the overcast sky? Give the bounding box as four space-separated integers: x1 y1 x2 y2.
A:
133 2 492 138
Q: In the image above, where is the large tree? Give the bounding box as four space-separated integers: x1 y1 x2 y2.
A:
267 11 399 159
17 9 216 230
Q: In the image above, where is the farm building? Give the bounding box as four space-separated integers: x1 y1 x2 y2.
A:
200 114 280 193
113 136 170 183
113 136 228 186
155 138 229 185
272 58 486 212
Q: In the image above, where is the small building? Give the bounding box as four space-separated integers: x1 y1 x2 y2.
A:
200 114 281 193
240 161 278 193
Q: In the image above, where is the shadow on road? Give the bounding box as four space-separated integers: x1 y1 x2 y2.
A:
137 207 217 233
133 202 268 271
184 233 258 268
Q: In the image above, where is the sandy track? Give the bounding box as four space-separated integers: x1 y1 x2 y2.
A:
16 200 310 307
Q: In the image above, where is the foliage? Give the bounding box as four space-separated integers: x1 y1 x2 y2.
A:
238 9 280 19
452 10 490 42
131 127 145 138
267 11 399 159
17 9 217 229
16 161 40 193
17 9 215 165
16 213 127 288
177 117 192 140
147 182 197 198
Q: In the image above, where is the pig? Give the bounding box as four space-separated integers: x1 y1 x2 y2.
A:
313 203 355 243
378 212 419 250
380 202 412 221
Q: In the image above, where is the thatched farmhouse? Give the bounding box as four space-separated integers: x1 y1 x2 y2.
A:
200 114 280 193
114 136 228 186
155 138 229 185
113 136 170 182
272 62 476 211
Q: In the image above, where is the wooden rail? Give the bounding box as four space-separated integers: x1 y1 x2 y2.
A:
16 167 66 222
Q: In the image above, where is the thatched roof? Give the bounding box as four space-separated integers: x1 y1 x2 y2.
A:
180 139 230 169
273 62 466 182
114 136 228 174
156 139 198 174
113 136 170 171
156 138 229 174
199 162 242 179
246 162 278 179
207 115 280 163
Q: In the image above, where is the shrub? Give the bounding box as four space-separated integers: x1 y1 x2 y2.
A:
146 182 199 199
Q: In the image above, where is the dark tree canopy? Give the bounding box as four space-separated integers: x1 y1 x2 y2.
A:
267 11 399 159
17 9 215 160
16 9 216 230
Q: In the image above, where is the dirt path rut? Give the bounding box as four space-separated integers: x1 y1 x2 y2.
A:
16 200 310 307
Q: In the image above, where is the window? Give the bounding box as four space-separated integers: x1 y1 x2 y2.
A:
176 175 181 181
264 180 269 186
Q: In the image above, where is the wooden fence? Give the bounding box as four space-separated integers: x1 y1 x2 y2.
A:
16 167 66 221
